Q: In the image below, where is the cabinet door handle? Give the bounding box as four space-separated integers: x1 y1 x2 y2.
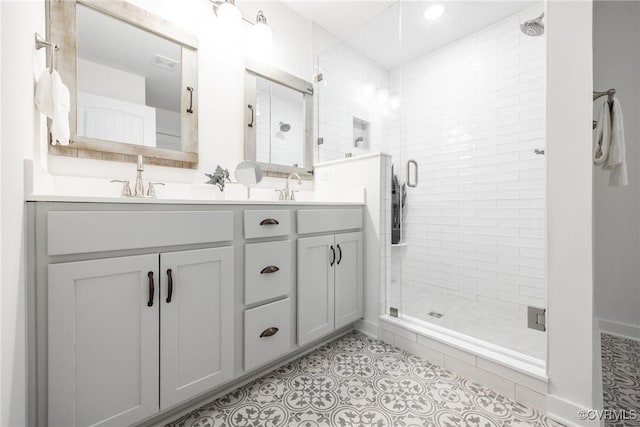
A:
260 327 279 338
248 104 255 127
260 265 280 274
337 244 343 265
147 271 155 307
166 269 173 303
186 86 194 114
260 218 279 226
330 245 336 267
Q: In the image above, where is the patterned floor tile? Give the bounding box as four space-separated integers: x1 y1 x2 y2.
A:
167 331 557 427
601 334 640 427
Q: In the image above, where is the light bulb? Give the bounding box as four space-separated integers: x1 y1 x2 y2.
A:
363 83 376 99
424 4 445 20
390 97 400 110
216 1 241 24
377 89 389 104
250 11 273 60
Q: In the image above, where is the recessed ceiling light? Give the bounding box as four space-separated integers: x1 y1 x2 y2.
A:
424 4 445 20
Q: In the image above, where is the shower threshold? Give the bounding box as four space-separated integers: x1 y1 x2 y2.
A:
379 313 547 381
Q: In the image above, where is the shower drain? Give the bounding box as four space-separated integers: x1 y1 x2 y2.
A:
428 311 444 318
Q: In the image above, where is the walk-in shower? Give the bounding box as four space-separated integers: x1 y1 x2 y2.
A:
315 1 547 366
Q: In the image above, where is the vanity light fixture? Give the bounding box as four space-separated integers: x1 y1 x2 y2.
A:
212 0 241 23
424 4 445 20
252 10 273 51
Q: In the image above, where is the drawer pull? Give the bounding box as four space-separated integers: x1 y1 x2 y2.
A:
260 218 279 226
147 271 155 307
166 269 173 303
260 265 280 274
259 327 279 338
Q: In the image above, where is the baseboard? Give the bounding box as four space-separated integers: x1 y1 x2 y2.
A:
598 318 640 340
547 395 603 427
354 318 379 338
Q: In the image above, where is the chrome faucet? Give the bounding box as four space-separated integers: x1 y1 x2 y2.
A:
284 173 302 201
134 155 145 197
110 155 163 198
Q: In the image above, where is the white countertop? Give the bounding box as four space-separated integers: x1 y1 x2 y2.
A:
25 194 364 206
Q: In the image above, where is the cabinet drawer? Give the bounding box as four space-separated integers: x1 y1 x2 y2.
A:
297 209 362 235
244 298 291 371
245 240 292 305
244 210 292 239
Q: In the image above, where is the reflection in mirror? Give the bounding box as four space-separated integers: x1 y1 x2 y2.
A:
235 160 263 187
255 76 305 167
76 4 182 151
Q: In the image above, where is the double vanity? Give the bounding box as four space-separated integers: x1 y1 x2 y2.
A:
26 198 363 426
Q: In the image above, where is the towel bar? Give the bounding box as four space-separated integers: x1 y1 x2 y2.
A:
35 33 59 73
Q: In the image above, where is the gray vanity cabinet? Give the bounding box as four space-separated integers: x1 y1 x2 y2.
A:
48 254 160 427
297 232 363 346
297 235 336 346
47 247 235 426
160 247 234 410
296 209 364 346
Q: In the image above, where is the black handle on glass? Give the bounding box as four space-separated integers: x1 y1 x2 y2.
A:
248 104 254 127
337 244 343 265
330 245 336 267
166 269 173 303
186 87 194 114
147 272 155 307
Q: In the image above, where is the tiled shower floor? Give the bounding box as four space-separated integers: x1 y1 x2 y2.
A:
167 331 558 427
391 284 546 361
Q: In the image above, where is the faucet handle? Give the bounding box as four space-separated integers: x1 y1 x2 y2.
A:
274 189 286 201
147 182 165 198
290 190 299 201
111 180 132 197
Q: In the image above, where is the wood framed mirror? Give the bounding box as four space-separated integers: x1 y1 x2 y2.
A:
244 60 314 178
46 0 199 168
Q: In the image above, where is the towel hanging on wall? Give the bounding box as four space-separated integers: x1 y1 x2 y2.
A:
35 69 70 145
593 97 628 187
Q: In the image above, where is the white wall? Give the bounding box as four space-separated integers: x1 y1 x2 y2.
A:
592 1 640 337
389 6 546 322
546 1 598 425
1 1 44 424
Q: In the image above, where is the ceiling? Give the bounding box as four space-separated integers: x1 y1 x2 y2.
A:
77 4 182 112
282 1 538 68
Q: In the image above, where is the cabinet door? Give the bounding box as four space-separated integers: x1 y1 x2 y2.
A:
335 232 364 329
160 247 234 410
48 254 159 427
297 235 335 346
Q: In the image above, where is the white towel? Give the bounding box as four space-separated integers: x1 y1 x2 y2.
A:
608 97 628 186
34 69 70 146
593 99 611 166
34 69 54 117
593 97 628 187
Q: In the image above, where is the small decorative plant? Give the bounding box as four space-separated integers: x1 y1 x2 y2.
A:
205 166 230 192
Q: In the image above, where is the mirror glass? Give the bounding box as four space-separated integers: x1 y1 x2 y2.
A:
235 160 263 187
254 76 305 168
76 4 183 151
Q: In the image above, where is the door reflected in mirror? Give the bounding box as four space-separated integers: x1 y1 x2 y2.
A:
254 76 305 168
76 4 182 151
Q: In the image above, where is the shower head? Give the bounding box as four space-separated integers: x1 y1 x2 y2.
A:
279 122 291 132
520 13 544 37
